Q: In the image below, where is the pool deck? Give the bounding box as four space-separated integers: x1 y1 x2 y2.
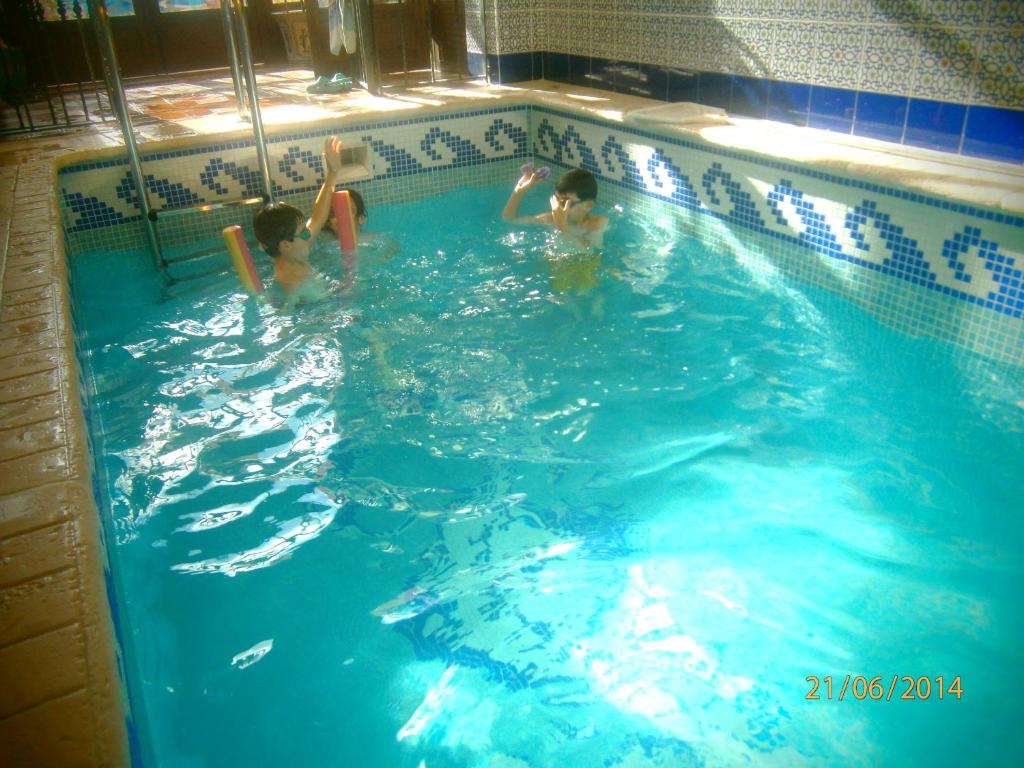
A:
0 128 128 767
1 69 1022 766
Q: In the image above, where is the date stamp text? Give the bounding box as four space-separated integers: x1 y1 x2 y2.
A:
805 675 963 701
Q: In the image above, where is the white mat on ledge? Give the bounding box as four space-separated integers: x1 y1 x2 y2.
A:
624 101 732 127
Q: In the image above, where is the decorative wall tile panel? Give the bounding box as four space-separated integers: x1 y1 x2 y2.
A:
774 0 824 20
560 14 592 56
514 0 1023 113
679 16 723 70
712 0 752 17
612 12 645 62
589 12 619 59
922 0 992 26
815 25 866 90
912 28 981 103
497 10 532 53
726 19 777 77
772 22 819 83
529 7 547 52
465 12 484 55
859 24 921 92
819 0 889 22
488 9 503 55
641 16 681 68
989 0 1024 27
975 30 1024 107
640 0 705 15
874 0 925 23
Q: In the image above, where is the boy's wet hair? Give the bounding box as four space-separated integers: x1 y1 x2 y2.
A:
253 202 304 256
556 169 598 202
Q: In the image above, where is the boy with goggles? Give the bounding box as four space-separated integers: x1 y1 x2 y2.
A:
254 136 343 297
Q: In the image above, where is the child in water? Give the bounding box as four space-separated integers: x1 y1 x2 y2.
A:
502 166 608 249
324 187 400 262
502 166 609 297
253 136 343 302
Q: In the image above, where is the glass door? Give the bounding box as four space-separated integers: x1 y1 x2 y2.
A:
11 0 286 82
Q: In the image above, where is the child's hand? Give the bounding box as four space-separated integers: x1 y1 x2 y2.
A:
514 169 544 194
324 136 343 176
550 194 572 231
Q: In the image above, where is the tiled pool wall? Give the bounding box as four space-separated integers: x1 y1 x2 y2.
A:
58 107 532 254
529 106 1024 364
58 104 1024 365
466 0 1024 165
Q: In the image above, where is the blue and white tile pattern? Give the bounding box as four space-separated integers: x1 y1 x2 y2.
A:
532 108 1024 322
59 109 530 235
58 105 1024 361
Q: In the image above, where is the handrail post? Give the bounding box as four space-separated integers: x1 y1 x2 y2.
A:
86 0 164 276
480 0 492 84
230 0 274 202
220 0 249 118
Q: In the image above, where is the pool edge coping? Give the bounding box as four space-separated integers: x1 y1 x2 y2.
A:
0 149 130 768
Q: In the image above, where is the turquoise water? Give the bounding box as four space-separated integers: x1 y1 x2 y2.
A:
73 185 1023 767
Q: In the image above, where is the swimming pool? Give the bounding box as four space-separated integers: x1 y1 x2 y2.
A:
71 179 1023 767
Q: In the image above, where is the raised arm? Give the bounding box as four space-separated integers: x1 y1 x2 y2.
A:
307 136 343 237
502 169 551 225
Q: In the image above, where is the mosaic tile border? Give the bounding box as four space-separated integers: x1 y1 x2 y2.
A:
607 175 1024 367
57 103 1023 363
532 107 1024 228
529 107 1024 356
58 107 531 235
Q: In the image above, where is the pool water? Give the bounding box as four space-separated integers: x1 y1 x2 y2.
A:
73 184 1024 767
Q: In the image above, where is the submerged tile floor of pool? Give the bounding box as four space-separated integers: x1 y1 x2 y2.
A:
1 67 1022 767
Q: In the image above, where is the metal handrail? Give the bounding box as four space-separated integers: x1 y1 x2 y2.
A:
228 0 274 204
482 0 492 84
220 0 249 118
85 0 164 278
84 0 276 285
